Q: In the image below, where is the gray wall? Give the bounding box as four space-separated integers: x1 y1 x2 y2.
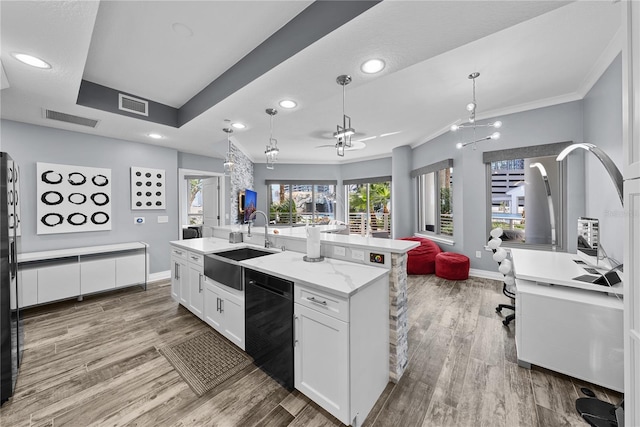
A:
583 53 623 262
1 119 179 275
178 151 224 173
411 101 586 271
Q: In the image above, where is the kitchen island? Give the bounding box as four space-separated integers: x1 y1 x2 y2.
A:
170 232 417 426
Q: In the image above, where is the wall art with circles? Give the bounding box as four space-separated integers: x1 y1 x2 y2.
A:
130 167 165 210
36 162 112 234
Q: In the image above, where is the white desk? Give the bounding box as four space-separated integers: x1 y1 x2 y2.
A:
510 249 623 392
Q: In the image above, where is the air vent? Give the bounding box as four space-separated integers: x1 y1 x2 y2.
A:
119 93 148 116
44 109 99 128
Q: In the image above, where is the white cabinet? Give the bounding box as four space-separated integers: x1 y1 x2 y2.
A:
203 276 245 350
116 254 146 288
188 263 204 319
80 258 116 294
295 303 349 422
170 246 205 320
17 242 148 307
170 255 187 303
294 275 389 427
37 263 81 304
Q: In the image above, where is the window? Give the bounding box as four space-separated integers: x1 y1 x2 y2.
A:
413 160 453 237
483 142 570 248
267 181 336 226
344 178 391 237
187 178 203 225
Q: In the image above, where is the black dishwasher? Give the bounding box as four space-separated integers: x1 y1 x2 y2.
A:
244 268 294 390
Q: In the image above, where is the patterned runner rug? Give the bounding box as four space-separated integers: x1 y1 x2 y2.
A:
158 329 254 396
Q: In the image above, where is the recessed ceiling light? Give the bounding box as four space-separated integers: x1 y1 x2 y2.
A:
279 99 297 109
147 133 163 139
11 52 51 69
231 122 246 129
361 58 385 74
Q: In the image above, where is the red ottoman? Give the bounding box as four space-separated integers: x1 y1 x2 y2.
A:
399 237 442 275
435 252 470 280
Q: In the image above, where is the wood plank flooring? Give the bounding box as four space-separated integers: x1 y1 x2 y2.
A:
1 275 622 426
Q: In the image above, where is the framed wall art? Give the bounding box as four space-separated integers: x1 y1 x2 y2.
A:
37 162 112 234
131 167 165 210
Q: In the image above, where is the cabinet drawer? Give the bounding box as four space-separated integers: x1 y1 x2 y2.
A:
187 251 204 267
116 254 146 287
171 247 188 260
81 258 116 294
38 263 80 303
295 286 348 322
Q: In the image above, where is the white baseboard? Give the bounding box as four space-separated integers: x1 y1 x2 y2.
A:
469 268 503 281
149 270 171 283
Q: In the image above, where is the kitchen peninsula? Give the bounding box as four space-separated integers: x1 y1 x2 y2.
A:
170 228 418 426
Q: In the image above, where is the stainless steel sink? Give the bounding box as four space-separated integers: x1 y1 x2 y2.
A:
204 247 275 290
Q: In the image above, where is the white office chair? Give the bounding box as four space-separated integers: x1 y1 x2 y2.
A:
489 227 516 326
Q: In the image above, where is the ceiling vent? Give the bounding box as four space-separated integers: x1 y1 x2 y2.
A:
44 109 99 128
119 93 148 116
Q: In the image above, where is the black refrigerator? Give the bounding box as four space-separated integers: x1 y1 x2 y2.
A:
0 152 22 405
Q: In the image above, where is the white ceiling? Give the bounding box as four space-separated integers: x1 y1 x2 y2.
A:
0 1 622 165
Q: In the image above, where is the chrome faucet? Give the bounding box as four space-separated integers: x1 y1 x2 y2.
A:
247 210 272 248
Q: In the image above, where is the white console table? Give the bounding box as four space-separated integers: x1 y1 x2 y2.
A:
510 248 623 392
13 242 148 309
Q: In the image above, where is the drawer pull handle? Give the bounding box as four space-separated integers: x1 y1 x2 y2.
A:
307 296 327 306
175 250 183 255
191 256 199 261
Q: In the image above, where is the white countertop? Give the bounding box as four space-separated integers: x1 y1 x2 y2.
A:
170 237 389 297
216 225 419 254
240 250 389 298
510 248 623 296
18 241 148 263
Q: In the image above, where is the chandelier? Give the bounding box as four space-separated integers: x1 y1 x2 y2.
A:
451 72 502 149
334 74 355 156
222 126 234 176
265 108 279 169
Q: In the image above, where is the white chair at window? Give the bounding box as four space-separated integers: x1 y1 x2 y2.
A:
489 227 516 326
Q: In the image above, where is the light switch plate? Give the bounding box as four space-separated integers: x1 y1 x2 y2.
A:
157 216 168 223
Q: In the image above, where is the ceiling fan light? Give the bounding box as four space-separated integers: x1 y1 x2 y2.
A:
451 124 459 132
466 102 476 112
456 142 464 149
491 132 501 140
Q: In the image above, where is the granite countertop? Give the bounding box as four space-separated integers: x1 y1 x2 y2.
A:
170 237 388 297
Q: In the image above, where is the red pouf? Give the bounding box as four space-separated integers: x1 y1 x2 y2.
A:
399 237 442 275
435 252 470 280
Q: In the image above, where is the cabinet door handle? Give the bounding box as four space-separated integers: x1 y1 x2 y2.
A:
198 274 202 293
293 315 299 346
174 262 178 279
176 263 180 279
306 296 327 306
220 299 224 314
216 297 220 312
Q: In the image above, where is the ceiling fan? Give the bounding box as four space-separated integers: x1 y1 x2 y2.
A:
314 140 367 150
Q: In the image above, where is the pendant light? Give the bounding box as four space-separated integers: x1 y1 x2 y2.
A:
333 74 355 157
265 108 279 170
222 126 234 176
450 72 502 149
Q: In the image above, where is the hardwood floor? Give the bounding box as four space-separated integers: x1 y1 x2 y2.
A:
1 274 621 426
